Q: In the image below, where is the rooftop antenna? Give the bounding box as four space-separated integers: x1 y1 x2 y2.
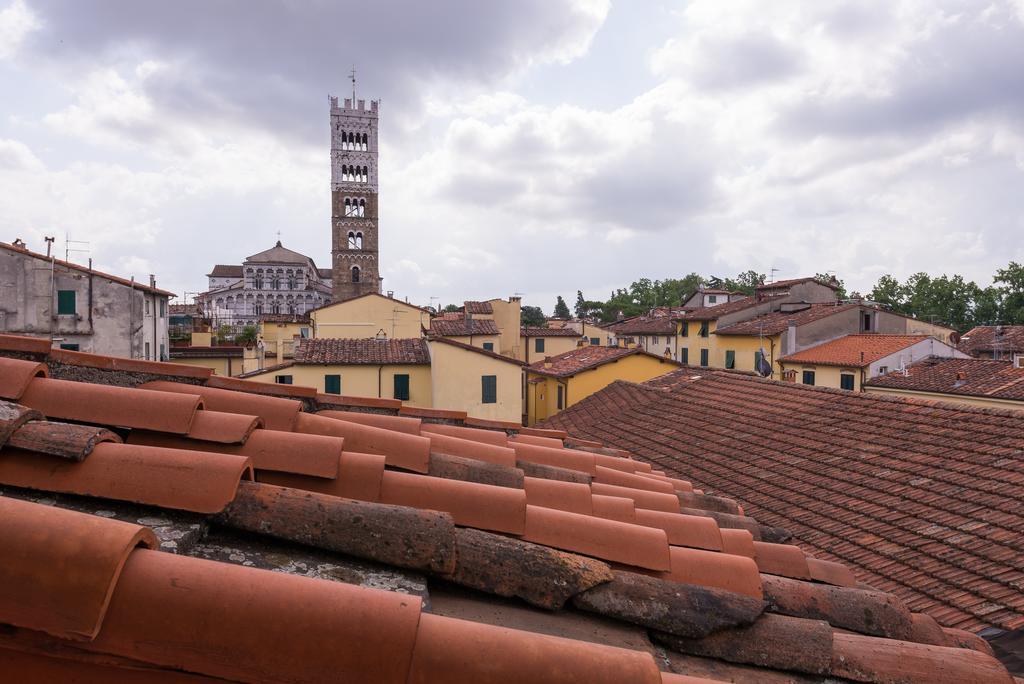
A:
350 65 356 103
768 267 779 285
64 232 90 263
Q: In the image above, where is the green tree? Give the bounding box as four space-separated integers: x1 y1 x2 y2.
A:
553 296 571 319
442 304 461 314
521 305 546 327
215 324 232 344
574 291 587 318
869 275 906 312
235 325 258 346
722 270 765 295
815 273 847 300
995 262 1024 324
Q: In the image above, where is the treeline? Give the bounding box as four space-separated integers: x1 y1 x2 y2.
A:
541 263 1024 332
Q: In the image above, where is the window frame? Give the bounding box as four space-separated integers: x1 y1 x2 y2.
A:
482 342 494 352
481 375 497 404
393 373 411 401
59 343 80 351
324 374 342 395
840 373 855 391
535 338 545 353
556 384 564 410
681 348 688 364
699 321 709 338
700 348 709 367
57 290 76 315
275 375 294 385
802 370 816 386
724 350 735 369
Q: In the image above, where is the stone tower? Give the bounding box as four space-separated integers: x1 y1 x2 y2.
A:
329 94 380 301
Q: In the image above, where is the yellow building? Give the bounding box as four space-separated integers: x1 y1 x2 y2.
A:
779 334 967 391
258 313 312 360
428 316 502 354
167 330 265 377
437 297 522 358
518 327 582 364
310 293 432 340
237 336 523 422
525 346 682 426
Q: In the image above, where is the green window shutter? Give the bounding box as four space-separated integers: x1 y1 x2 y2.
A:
590 337 599 346
275 375 293 385
700 349 709 367
681 348 688 364
680 323 688 337
725 350 735 369
840 373 855 391
324 374 342 394
481 375 497 404
754 350 763 370
535 338 545 353
482 342 494 352
556 385 564 410
699 321 709 337
59 343 79 351
394 374 410 401
57 290 76 315
802 371 815 386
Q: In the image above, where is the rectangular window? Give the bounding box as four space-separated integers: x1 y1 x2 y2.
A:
159 299 166 317
700 349 709 367
707 295 717 303
482 342 494 352
59 343 79 351
324 374 342 395
699 321 709 338
651 336 659 345
556 385 564 410
144 342 150 360
877 366 888 375
802 370 815 386
57 290 76 315
535 338 545 353
300 327 311 338
590 337 600 346
481 375 497 404
681 348 688 364
725 350 735 369
393 374 410 401
159 343 165 361
680 323 688 337
145 299 150 315
275 375 293 385
840 373 855 391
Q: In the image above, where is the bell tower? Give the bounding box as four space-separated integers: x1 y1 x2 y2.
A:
329 89 380 301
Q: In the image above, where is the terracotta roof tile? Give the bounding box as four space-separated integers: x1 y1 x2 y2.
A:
780 334 932 367
543 369 1024 634
207 264 243 278
521 326 582 337
714 303 859 335
429 317 500 336
756 276 840 291
140 380 301 431
959 326 1024 356
461 300 493 314
606 316 678 335
678 298 761 321
867 357 1024 401
427 335 525 365
294 337 431 365
48 348 213 380
528 345 680 378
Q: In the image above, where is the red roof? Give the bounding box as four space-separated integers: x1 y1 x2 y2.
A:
0 336 1015 680
543 368 1024 635
757 277 839 291
293 338 430 365
606 316 678 335
780 334 932 368
427 336 525 365
528 346 680 378
959 326 1024 356
521 327 582 337
714 303 859 335
429 318 500 336
0 241 175 297
680 298 761 321
461 300 493 314
867 357 1024 401
207 264 243 278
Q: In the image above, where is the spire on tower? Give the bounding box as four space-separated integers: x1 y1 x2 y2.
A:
350 65 356 104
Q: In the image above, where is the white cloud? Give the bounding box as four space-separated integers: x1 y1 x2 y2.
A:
0 0 38 60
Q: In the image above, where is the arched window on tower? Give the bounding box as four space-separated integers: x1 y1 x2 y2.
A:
361 133 368 150
351 266 361 283
347 231 357 249
344 197 354 216
362 166 369 182
358 198 365 217
355 232 363 249
254 271 264 289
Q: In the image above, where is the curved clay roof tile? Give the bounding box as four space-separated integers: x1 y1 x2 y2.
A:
752 541 812 580
590 494 638 523
593 452 652 473
20 378 201 434
594 465 677 494
591 481 681 514
636 470 694 493
257 450 386 503
0 356 48 400
317 409 422 435
139 380 300 432
185 410 262 444
523 505 672 572
420 422 510 447
0 497 156 640
633 509 724 551
406 613 663 684
88 549 424 683
424 431 517 467
0 442 251 514
518 426 569 440
657 546 763 600
294 412 430 473
510 442 596 474
719 528 757 558
523 476 592 516
128 428 342 480
807 557 859 588
510 433 564 449
379 470 527 535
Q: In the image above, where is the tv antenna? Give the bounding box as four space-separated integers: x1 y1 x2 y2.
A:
65 233 90 263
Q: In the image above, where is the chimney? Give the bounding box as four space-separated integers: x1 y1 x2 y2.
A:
956 371 967 381
387 290 394 298
543 356 553 369
149 274 156 288
786 320 796 354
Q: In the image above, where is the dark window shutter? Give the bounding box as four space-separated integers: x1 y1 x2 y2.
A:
325 374 342 394
535 338 545 353
725 350 735 369
681 348 688 364
481 375 497 404
57 290 76 315
840 373 855 391
394 374 410 401
700 349 709 367
802 371 815 386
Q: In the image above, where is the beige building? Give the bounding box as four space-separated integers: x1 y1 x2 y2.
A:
865 357 1024 410
518 327 582 364
779 334 968 391
311 293 432 340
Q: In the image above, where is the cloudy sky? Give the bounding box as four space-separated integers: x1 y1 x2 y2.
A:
2 0 1023 311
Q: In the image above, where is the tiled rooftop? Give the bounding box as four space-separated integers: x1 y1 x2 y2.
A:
867 357 1024 401
207 264 243 278
960 326 1024 356
780 334 932 367
606 316 678 335
679 298 761 321
714 303 860 335
527 346 675 378
757 277 840 291
543 368 1024 640
429 318 500 336
294 337 431 365
462 300 494 314
0 332 1013 680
